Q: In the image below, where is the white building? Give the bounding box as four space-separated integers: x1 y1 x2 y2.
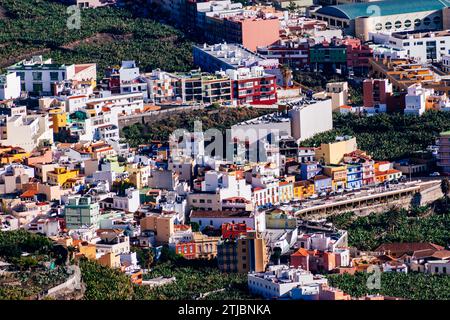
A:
248 265 327 299
404 83 432 116
119 61 149 100
7 56 96 95
0 73 21 100
425 260 450 275
85 92 144 116
113 188 140 213
189 209 266 233
287 98 333 141
370 30 450 63
0 112 53 152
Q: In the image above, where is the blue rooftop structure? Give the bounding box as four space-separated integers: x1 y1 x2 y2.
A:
316 0 450 20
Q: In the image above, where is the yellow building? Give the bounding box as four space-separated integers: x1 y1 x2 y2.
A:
278 180 294 202
140 214 175 244
0 147 30 164
97 252 121 269
293 181 315 199
47 167 79 186
315 136 358 165
265 209 297 229
126 163 150 189
322 164 347 192
49 107 67 133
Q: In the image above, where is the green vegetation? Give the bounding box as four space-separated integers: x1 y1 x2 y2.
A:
79 259 135 300
79 257 251 300
302 111 450 160
0 230 70 300
328 272 450 300
0 0 193 77
328 206 450 251
121 107 273 146
134 261 252 300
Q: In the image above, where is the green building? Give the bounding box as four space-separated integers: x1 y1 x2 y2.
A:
64 195 100 230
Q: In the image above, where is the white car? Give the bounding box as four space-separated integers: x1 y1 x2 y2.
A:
429 172 441 177
309 194 319 199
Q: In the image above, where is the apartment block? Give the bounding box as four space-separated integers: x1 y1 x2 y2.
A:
217 230 269 273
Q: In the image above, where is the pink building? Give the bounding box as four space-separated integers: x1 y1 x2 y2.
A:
205 14 281 52
343 37 372 74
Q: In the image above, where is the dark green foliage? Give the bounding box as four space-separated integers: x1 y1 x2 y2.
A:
0 230 53 261
79 259 135 300
302 111 450 160
329 272 450 300
0 0 193 77
328 207 450 251
121 107 272 146
134 261 251 300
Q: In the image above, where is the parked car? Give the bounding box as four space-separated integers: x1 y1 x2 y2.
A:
430 172 441 177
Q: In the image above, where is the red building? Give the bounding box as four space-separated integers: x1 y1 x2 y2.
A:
227 67 277 106
175 242 197 259
221 223 251 240
291 248 336 273
342 37 372 75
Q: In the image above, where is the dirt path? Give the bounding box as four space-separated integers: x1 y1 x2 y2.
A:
60 32 134 50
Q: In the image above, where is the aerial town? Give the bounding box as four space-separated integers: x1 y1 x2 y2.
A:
0 0 449 304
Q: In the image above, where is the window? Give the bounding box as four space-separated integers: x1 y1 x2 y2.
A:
423 17 431 26
414 19 421 27
50 72 59 81
404 42 410 47
404 20 412 28
32 72 42 81
16 72 25 80
385 22 392 30
375 23 382 31
395 21 402 29
433 16 441 25
33 83 43 93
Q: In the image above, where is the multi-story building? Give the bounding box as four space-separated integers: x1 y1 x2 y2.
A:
300 162 321 180
404 83 432 116
322 164 347 192
146 69 179 103
47 167 79 187
343 150 375 186
369 30 450 63
293 180 315 199
369 58 436 92
346 164 363 190
287 98 333 141
0 73 21 100
0 112 53 152
175 232 221 259
64 195 100 230
257 40 310 68
174 70 232 104
309 41 347 74
7 56 96 95
193 43 281 84
315 136 358 165
201 5 281 51
310 0 447 41
437 130 450 175
248 265 328 299
217 230 269 273
226 67 277 106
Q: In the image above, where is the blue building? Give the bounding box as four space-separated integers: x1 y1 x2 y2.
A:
312 175 332 193
346 164 363 190
300 162 322 180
